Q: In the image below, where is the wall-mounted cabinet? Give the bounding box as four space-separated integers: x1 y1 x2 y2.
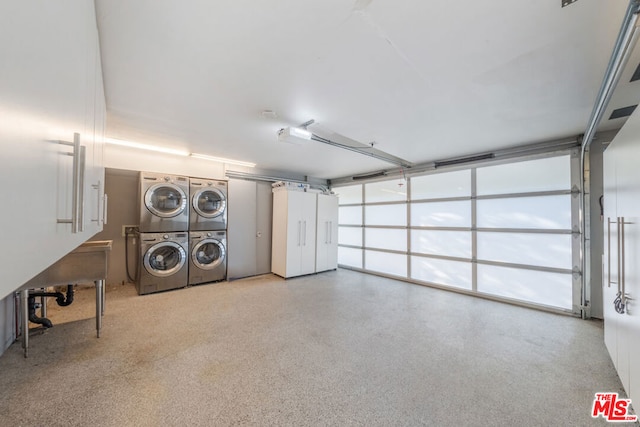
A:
0 0 106 300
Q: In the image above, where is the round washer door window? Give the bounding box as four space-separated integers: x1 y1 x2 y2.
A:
192 239 225 270
145 184 188 218
144 242 187 277
193 188 226 218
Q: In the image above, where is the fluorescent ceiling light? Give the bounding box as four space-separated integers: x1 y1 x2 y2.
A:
105 137 189 156
278 127 312 144
190 153 256 168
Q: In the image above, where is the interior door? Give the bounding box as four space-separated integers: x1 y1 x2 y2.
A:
255 181 273 275
227 179 257 279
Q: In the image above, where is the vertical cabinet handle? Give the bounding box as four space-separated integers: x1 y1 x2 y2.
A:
102 193 108 225
78 144 86 232
91 181 100 223
607 217 614 288
57 132 82 233
614 217 633 315
297 221 301 246
325 221 329 244
91 180 107 225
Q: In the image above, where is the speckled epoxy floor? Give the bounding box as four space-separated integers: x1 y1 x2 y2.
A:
0 269 635 426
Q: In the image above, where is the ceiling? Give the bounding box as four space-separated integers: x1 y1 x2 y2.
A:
95 0 639 180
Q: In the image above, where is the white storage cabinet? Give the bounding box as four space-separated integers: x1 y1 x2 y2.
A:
272 189 317 278
602 108 640 404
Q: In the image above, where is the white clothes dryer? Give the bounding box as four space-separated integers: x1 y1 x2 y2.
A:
189 178 227 231
137 232 189 295
189 230 226 285
139 172 189 232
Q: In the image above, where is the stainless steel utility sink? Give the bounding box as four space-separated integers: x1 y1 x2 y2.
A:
18 240 112 357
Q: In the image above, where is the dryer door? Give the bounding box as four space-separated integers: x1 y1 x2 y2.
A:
193 188 226 218
192 239 225 270
144 241 187 277
145 184 188 218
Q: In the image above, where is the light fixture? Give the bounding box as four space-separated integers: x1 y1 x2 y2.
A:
277 127 312 144
104 137 189 156
190 153 256 168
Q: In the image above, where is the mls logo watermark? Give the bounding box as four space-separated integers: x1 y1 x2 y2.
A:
591 393 637 422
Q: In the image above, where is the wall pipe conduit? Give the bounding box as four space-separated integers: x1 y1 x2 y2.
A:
579 0 640 319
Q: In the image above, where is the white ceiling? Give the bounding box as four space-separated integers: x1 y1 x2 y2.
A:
95 0 638 179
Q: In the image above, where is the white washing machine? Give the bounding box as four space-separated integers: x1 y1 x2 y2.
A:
139 172 190 232
189 230 226 285
189 178 227 231
137 232 189 295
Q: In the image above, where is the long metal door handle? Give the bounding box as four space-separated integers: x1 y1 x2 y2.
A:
297 221 301 246
91 181 101 223
618 217 622 296
56 133 80 233
607 218 613 287
103 193 108 225
621 217 626 308
325 221 329 244
78 144 86 232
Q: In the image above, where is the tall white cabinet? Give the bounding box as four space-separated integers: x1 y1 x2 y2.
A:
316 194 339 273
272 189 318 278
0 0 106 301
603 108 640 404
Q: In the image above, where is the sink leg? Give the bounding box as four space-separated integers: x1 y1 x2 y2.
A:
21 289 28 358
95 280 103 338
40 290 47 319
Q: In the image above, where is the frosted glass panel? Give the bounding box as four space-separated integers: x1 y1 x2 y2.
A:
365 179 407 203
411 230 471 258
477 195 571 229
477 232 572 269
411 170 471 200
477 265 572 309
338 227 362 246
365 250 407 277
365 228 407 252
411 201 471 227
410 256 472 289
339 206 362 225
477 155 570 195
365 204 407 226
334 185 362 205
338 247 362 268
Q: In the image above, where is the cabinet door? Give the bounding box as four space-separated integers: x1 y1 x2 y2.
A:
602 143 620 373
299 192 317 275
316 194 338 272
285 191 304 277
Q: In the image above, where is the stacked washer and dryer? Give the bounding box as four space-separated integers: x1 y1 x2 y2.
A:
188 178 227 287
136 172 228 295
